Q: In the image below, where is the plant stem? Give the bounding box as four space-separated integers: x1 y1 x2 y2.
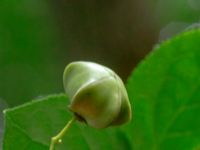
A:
50 117 76 150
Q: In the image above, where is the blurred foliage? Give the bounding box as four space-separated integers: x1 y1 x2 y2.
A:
155 0 200 26
155 0 200 40
0 0 65 106
0 0 200 107
0 98 8 149
3 29 200 150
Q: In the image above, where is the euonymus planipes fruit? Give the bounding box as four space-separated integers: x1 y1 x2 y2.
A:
50 61 132 150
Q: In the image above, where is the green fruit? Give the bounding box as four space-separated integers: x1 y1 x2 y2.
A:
63 61 132 129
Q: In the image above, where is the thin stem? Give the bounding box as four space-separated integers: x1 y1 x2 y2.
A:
50 117 76 150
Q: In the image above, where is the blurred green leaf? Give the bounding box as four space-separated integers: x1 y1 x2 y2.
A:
123 29 200 149
0 0 64 106
3 94 131 150
155 0 200 26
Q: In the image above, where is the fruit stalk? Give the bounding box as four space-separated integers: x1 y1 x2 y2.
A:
50 117 76 150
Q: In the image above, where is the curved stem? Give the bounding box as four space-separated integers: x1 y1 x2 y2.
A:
50 117 76 150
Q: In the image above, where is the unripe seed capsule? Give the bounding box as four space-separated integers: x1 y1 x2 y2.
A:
63 61 132 129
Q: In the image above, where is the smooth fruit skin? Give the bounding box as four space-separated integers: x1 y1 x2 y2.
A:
63 61 132 129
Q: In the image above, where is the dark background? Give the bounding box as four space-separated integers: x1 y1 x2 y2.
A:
0 0 200 107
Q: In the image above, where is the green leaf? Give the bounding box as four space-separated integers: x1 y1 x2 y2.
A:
3 94 131 150
123 29 200 149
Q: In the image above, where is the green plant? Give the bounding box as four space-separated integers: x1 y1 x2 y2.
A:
2 29 200 150
50 61 132 149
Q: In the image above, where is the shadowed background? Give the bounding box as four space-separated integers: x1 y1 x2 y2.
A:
0 0 199 107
